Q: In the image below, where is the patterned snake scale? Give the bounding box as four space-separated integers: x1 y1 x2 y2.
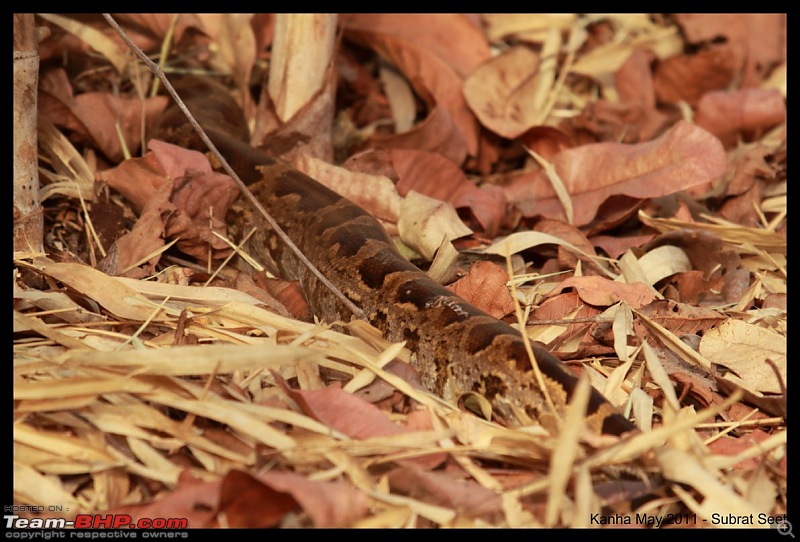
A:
158 83 636 436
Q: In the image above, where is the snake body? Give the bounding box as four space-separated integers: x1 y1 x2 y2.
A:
158 85 635 436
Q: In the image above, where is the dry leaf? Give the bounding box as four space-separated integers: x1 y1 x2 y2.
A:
100 139 240 261
391 148 507 237
463 46 541 139
387 464 503 517
653 43 737 106
295 153 402 226
107 471 220 528
507 120 727 226
398 191 472 261
547 275 655 309
674 14 786 87
38 69 168 162
700 319 786 394
449 261 515 319
344 20 480 162
228 470 368 528
342 14 490 79
695 88 786 148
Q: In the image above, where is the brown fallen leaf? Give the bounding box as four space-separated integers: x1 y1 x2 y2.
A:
507 121 727 227
97 179 171 278
295 152 402 227
38 68 168 162
534 218 609 277
569 48 673 145
344 20 480 162
670 372 722 411
463 45 542 139
217 470 298 528
99 140 240 261
546 275 655 309
218 469 368 528
449 260 515 319
519 125 574 162
388 464 503 518
590 233 655 260
280 379 447 470
653 42 736 106
706 429 776 471
391 148 507 237
107 471 220 528
674 13 786 87
695 88 786 148
635 300 727 338
341 14 490 79
700 319 786 395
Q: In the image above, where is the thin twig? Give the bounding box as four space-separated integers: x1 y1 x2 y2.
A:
102 13 366 322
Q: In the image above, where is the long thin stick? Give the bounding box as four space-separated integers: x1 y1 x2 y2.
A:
102 13 366 321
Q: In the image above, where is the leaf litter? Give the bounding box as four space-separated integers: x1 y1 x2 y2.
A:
14 13 786 528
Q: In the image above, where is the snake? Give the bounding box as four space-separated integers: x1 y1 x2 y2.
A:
155 79 635 436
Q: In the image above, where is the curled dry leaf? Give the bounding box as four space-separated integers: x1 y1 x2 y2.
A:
398 192 472 261
99 140 240 261
506 120 727 226
344 20 480 162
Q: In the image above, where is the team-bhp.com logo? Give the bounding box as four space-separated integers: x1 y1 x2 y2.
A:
5 514 188 529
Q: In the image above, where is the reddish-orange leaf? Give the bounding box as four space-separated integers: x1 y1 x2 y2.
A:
345 27 478 161
653 43 736 106
449 261 515 319
218 470 368 528
387 464 503 518
674 13 786 87
507 120 727 226
546 275 655 309
390 148 506 236
106 471 221 528
341 14 490 79
695 88 786 148
38 68 168 162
